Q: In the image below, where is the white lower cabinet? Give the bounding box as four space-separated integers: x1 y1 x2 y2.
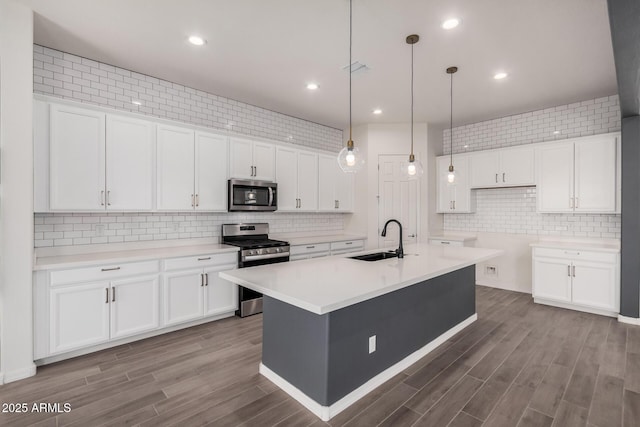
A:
290 239 365 261
532 246 619 316
110 276 160 339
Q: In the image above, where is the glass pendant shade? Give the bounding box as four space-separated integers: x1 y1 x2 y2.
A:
447 165 457 186
337 143 364 173
401 159 424 179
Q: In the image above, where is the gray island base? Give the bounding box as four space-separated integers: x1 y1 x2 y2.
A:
260 266 476 421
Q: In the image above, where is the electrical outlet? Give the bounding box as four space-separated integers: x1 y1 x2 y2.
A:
485 265 498 276
95 224 105 237
369 335 376 354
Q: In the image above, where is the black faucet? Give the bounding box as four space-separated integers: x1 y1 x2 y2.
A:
381 219 404 259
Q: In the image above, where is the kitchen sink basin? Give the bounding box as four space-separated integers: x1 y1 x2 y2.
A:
349 251 399 262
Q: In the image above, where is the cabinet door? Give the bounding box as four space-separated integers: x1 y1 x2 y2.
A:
469 151 499 188
501 146 535 186
157 125 195 210
50 282 110 354
536 143 574 212
253 141 275 181
437 156 454 212
203 264 238 317
452 156 473 212
335 170 354 212
50 105 106 210
297 151 318 211
275 147 298 210
163 270 204 326
318 155 337 211
229 137 254 179
110 275 160 339
532 257 572 303
195 132 228 211
574 136 616 212
106 115 155 210
571 260 618 311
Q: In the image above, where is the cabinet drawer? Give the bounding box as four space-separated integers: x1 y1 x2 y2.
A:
290 243 331 256
330 240 364 252
429 239 464 247
163 252 238 271
533 248 617 263
50 260 160 286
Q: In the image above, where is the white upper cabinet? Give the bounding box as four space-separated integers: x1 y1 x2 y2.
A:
195 132 228 211
469 145 534 188
275 147 318 211
50 104 106 210
436 155 475 213
156 124 196 211
318 154 353 212
106 115 155 211
229 137 275 181
537 133 618 213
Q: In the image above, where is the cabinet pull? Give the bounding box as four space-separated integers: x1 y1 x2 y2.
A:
191 194 195 207
306 245 315 249
575 198 579 208
198 257 211 261
502 173 505 182
337 200 340 209
345 242 353 245
205 273 209 286
299 199 302 209
335 200 338 209
453 200 456 210
495 173 498 183
572 265 576 277
100 190 105 206
200 273 204 287
105 288 109 303
112 287 116 302
107 190 111 206
567 265 571 277
570 197 574 208
564 251 580 255
101 266 121 272
441 241 451 245
195 194 199 207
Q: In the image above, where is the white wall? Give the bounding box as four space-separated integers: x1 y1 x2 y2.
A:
0 1 37 383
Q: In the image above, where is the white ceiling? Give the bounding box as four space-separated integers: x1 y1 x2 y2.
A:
24 0 617 130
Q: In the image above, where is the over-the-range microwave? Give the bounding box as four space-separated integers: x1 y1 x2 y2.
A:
228 178 278 212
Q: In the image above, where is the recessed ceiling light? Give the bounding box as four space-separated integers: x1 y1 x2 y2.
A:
442 18 461 30
306 83 319 90
494 72 508 80
131 100 142 106
188 35 206 46
372 109 382 115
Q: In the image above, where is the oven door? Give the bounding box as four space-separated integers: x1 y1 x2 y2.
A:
228 179 277 211
236 254 289 317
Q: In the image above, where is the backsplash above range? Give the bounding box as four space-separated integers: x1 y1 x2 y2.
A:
442 95 621 239
34 212 344 248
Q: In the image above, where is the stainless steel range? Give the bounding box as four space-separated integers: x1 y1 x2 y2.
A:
221 223 290 317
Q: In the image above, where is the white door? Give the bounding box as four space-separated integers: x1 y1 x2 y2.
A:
275 147 298 211
297 151 318 211
50 282 110 354
469 151 499 188
50 105 106 210
571 260 618 311
378 155 419 249
335 169 354 212
110 275 160 339
501 146 535 186
229 137 254 179
537 142 574 212
574 136 617 212
451 156 472 212
204 265 238 317
106 115 155 211
252 141 275 181
437 156 454 212
195 132 228 211
318 155 337 211
156 125 195 210
163 270 204 326
533 257 572 303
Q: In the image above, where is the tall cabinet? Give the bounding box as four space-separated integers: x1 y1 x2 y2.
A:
318 154 353 212
275 147 318 211
436 155 475 213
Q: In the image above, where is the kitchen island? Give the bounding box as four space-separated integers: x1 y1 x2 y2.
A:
220 244 502 421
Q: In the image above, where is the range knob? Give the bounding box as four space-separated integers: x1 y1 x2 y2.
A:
248 250 256 256
276 247 282 253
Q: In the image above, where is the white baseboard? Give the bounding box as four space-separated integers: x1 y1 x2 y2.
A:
618 314 640 325
533 298 618 318
2 363 37 384
259 313 478 421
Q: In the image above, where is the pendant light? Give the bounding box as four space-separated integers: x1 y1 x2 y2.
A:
401 34 424 179
337 0 364 173
446 66 458 185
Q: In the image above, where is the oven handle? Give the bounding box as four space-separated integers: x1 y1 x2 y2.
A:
268 187 274 207
243 253 289 262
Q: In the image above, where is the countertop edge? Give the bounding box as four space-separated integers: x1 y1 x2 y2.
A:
530 242 620 253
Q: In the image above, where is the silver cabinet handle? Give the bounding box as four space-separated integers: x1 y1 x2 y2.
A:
205 273 209 286
254 166 257 176
408 234 416 238
306 245 315 249
107 190 111 206
345 242 353 245
105 288 109 303
335 200 338 209
575 198 579 208
441 241 451 245
572 265 576 277
112 287 116 302
299 198 302 209
198 257 211 261
195 194 199 207
101 266 121 272
453 200 456 210
200 273 205 287
100 190 105 206
337 200 340 209
502 173 505 183
568 265 571 277
495 173 498 183
191 194 195 207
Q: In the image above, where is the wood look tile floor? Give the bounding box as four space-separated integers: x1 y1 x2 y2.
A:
2 286 640 426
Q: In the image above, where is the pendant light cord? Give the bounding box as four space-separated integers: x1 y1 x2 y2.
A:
348 0 352 142
410 41 414 156
449 71 453 166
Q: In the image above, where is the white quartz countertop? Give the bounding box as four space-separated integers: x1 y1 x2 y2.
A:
530 240 620 253
34 244 239 270
220 244 503 315
271 234 367 246
429 235 477 243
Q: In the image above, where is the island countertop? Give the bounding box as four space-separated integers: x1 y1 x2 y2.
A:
220 243 503 315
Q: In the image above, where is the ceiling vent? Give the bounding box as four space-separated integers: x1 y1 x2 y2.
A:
342 61 370 74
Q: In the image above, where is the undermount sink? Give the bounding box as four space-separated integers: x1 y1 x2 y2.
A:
349 251 399 262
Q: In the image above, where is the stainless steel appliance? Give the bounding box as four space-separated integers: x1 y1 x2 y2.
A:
222 223 289 317
228 179 277 212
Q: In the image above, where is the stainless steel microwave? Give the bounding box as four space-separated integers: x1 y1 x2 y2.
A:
228 179 278 212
